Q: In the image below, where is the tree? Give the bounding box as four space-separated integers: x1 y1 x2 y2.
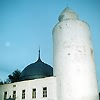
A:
8 69 21 83
4 78 11 84
0 80 3 85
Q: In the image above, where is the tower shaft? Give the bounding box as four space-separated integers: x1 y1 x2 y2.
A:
53 8 99 100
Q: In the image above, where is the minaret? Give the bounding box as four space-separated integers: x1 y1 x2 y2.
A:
53 8 99 100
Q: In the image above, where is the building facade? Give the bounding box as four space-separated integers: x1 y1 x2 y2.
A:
0 77 56 100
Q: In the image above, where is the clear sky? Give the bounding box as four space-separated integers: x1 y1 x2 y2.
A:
0 0 100 91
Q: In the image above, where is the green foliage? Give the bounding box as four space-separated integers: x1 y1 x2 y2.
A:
0 80 3 85
8 69 21 83
4 78 11 84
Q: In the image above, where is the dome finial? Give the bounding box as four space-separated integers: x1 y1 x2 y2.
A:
38 46 41 60
66 3 69 8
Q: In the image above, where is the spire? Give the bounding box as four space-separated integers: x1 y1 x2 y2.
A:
39 48 40 59
38 47 41 61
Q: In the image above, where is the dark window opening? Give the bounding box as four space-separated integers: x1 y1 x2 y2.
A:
43 87 47 97
13 91 16 100
32 88 36 98
13 85 16 87
4 91 7 100
22 90 25 99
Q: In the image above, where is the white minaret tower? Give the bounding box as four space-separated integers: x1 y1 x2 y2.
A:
53 8 99 100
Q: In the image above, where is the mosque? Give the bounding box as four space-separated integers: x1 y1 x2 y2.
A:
0 8 99 100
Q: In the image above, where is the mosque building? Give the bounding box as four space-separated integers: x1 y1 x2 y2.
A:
0 8 99 100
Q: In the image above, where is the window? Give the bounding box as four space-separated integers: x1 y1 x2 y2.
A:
22 90 25 99
32 88 36 98
4 91 7 100
43 87 47 97
13 85 16 87
13 91 16 100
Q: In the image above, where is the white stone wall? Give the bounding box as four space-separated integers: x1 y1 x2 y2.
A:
53 8 99 100
0 77 57 100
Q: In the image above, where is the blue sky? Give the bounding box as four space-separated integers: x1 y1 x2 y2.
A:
0 0 100 91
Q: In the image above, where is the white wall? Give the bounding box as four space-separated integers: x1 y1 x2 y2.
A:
0 77 57 100
53 8 99 100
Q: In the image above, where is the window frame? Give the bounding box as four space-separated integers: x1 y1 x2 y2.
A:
43 87 47 97
4 91 7 100
32 88 36 99
22 90 25 99
13 91 16 100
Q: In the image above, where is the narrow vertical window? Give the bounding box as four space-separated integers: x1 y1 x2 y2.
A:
22 90 25 99
4 91 7 100
32 88 36 98
13 91 16 100
43 87 47 97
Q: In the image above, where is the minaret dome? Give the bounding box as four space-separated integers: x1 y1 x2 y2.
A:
58 7 79 21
